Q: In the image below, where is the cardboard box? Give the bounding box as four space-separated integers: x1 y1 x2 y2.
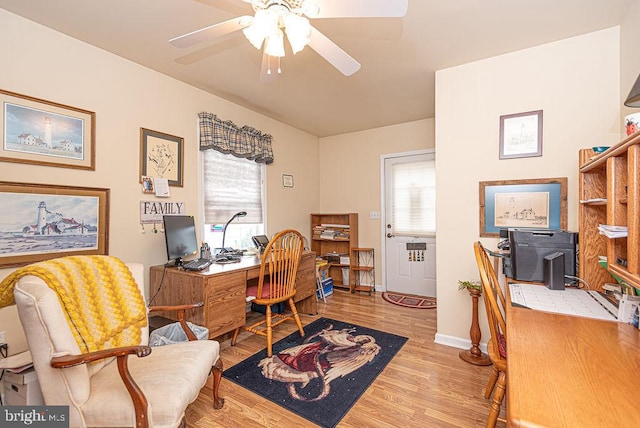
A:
1 367 44 405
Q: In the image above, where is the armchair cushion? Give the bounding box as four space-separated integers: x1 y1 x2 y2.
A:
82 340 219 428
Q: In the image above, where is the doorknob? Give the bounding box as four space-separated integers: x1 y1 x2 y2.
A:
387 233 393 238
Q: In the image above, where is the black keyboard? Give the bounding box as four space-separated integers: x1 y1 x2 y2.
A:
183 258 212 271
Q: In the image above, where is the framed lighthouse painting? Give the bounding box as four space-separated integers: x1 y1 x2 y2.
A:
0 89 95 170
0 182 109 268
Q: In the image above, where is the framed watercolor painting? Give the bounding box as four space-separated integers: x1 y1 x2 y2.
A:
0 181 109 268
0 89 95 170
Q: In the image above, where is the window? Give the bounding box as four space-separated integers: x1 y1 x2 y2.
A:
391 158 436 235
202 149 265 250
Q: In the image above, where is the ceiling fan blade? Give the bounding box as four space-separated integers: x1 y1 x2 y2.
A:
260 53 280 83
308 26 360 76
311 0 408 18
169 16 252 48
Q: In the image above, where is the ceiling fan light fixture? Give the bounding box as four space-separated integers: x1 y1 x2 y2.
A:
242 9 276 50
284 13 311 54
264 29 285 57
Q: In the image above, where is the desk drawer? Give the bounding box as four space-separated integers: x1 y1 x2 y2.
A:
246 265 261 280
205 272 246 338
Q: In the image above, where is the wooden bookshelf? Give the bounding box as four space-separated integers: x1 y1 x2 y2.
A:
579 131 640 293
310 213 358 290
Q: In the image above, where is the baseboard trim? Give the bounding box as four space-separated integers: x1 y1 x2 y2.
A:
435 333 488 353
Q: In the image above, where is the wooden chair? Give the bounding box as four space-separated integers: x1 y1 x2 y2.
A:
232 229 305 357
473 241 508 428
7 256 224 428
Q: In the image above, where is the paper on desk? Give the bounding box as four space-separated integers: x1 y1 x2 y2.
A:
0 350 33 372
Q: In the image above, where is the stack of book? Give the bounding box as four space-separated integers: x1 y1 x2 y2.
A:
312 223 350 241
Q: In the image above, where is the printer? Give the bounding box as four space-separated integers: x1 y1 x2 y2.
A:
506 228 578 283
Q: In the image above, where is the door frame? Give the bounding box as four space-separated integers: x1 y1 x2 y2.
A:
379 149 435 292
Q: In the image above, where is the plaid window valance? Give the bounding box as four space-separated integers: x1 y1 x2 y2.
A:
198 112 274 164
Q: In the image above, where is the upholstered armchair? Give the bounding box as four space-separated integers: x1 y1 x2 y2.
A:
6 256 223 428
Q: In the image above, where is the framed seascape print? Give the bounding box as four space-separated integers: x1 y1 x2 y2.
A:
479 177 567 237
0 181 110 268
499 110 543 159
0 89 95 170
140 128 184 187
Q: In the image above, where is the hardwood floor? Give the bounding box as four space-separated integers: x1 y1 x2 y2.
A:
186 290 506 427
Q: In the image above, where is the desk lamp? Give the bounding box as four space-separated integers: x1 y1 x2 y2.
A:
220 211 247 254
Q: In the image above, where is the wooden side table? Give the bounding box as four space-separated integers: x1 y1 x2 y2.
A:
459 288 491 366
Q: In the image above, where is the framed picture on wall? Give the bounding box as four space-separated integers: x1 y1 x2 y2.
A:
140 128 184 187
0 89 96 170
479 177 567 237
0 181 110 268
499 110 543 159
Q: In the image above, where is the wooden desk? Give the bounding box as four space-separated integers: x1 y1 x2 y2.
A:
149 251 317 339
506 297 640 427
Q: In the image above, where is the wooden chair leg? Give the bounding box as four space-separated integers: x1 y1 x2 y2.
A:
211 359 224 410
486 371 506 428
289 298 305 338
266 306 273 357
231 327 240 346
484 366 499 399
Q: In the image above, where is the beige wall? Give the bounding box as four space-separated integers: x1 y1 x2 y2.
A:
0 10 319 355
318 119 435 285
621 0 640 118
434 27 622 348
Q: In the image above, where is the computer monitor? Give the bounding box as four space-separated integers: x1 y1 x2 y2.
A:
163 215 198 266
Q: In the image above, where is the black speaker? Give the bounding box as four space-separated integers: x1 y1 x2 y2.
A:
544 252 565 290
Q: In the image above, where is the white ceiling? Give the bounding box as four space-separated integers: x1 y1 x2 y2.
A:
0 0 634 137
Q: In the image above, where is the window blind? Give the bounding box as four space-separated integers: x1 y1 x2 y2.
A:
392 159 436 235
202 149 263 224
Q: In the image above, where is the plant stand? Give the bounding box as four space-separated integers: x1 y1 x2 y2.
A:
459 288 492 366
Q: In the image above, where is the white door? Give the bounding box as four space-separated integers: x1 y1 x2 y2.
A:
383 151 436 297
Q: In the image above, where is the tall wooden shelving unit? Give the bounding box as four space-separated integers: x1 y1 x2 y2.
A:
310 213 358 290
579 131 640 293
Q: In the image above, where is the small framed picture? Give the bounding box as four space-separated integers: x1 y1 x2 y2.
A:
140 128 184 187
141 176 154 194
499 110 543 159
282 174 294 188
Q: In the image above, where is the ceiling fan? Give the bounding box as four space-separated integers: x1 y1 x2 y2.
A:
169 0 408 80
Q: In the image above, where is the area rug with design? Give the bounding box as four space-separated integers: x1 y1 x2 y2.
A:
382 292 437 309
223 317 408 428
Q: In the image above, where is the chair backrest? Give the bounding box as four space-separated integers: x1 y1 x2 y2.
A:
473 242 507 359
256 229 304 302
12 259 147 417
